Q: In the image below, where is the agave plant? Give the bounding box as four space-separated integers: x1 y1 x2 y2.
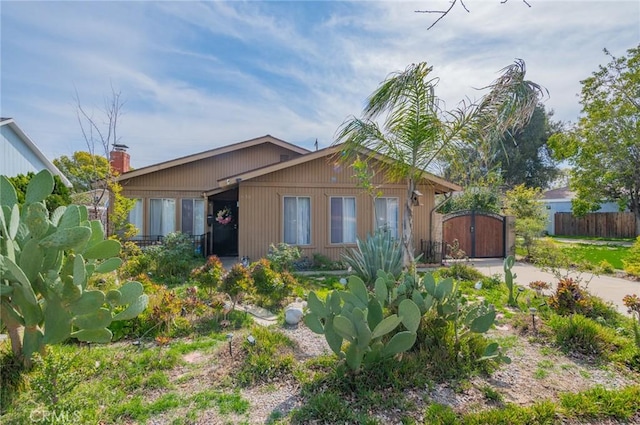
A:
342 230 403 287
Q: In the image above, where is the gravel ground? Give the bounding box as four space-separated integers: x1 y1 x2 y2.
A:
150 320 639 424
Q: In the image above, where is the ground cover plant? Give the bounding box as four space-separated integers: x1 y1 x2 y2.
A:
2 245 640 423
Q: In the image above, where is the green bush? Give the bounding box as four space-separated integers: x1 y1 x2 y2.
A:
548 278 593 316
249 259 290 308
146 232 199 282
190 255 225 296
342 230 403 286
439 263 485 282
267 243 301 271
598 260 615 274
623 236 640 277
221 264 253 310
549 314 621 358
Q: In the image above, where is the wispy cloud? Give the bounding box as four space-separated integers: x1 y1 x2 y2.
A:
1 0 638 168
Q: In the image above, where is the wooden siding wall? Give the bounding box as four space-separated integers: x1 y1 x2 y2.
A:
119 143 303 235
554 212 637 238
120 144 302 192
239 157 437 261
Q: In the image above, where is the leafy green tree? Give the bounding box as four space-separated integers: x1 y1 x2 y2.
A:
6 172 71 213
504 184 546 258
444 105 560 190
437 185 502 214
336 60 544 266
550 45 640 235
53 151 110 193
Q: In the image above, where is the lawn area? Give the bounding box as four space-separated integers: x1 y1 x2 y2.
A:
555 240 630 270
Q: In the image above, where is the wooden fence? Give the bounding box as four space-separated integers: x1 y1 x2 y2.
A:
554 212 637 238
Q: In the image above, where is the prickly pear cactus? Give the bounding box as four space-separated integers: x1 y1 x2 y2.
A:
0 170 148 367
504 255 517 306
304 275 420 372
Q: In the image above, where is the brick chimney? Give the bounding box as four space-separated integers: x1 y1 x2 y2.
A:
110 144 130 174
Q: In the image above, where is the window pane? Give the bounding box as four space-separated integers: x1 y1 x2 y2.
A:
162 199 175 235
150 198 175 236
343 197 356 243
181 199 194 234
283 197 297 244
388 198 399 238
128 199 143 239
298 197 310 245
194 200 205 235
150 199 162 236
330 197 343 243
284 196 311 245
375 198 398 239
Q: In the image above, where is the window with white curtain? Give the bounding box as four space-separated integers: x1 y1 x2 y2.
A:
283 196 311 245
181 199 205 235
330 197 356 244
127 199 143 239
149 198 175 236
375 197 399 238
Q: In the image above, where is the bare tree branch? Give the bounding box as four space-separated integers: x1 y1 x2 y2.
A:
74 84 126 226
416 0 532 30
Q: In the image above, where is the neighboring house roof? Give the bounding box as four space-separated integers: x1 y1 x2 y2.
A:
211 144 461 196
542 186 575 201
0 118 72 187
116 134 310 181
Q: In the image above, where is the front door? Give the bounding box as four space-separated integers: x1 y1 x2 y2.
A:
212 200 238 256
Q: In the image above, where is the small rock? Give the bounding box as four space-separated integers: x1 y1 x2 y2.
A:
284 300 307 325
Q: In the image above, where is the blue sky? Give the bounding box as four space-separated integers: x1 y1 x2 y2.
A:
1 1 639 168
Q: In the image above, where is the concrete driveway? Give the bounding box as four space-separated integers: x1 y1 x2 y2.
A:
470 258 640 316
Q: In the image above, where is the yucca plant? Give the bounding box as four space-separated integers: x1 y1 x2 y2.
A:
342 230 402 287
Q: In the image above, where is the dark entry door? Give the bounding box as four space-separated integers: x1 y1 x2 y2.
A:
212 201 238 256
442 210 505 258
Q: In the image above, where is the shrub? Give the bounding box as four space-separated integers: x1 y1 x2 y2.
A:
342 230 403 286
146 232 199 281
623 236 640 277
549 314 620 358
191 255 225 296
548 278 593 316
598 260 615 274
221 264 253 309
439 262 484 282
312 253 344 270
250 259 290 308
267 243 301 271
529 280 551 297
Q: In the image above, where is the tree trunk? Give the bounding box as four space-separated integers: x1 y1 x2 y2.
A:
7 325 22 359
402 178 416 268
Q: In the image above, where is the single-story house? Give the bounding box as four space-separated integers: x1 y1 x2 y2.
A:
0 117 72 186
541 186 623 235
115 135 460 261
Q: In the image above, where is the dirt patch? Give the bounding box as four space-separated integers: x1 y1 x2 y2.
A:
145 322 639 424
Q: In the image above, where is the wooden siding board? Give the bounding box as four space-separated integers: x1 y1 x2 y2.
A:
238 156 437 261
120 144 302 191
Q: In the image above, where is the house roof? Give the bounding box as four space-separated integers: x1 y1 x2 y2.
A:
210 144 461 196
542 186 575 200
0 118 72 187
116 134 309 181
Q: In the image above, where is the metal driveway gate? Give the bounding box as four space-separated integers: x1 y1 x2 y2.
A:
442 210 505 258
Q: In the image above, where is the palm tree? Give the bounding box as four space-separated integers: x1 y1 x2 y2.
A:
335 60 545 267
